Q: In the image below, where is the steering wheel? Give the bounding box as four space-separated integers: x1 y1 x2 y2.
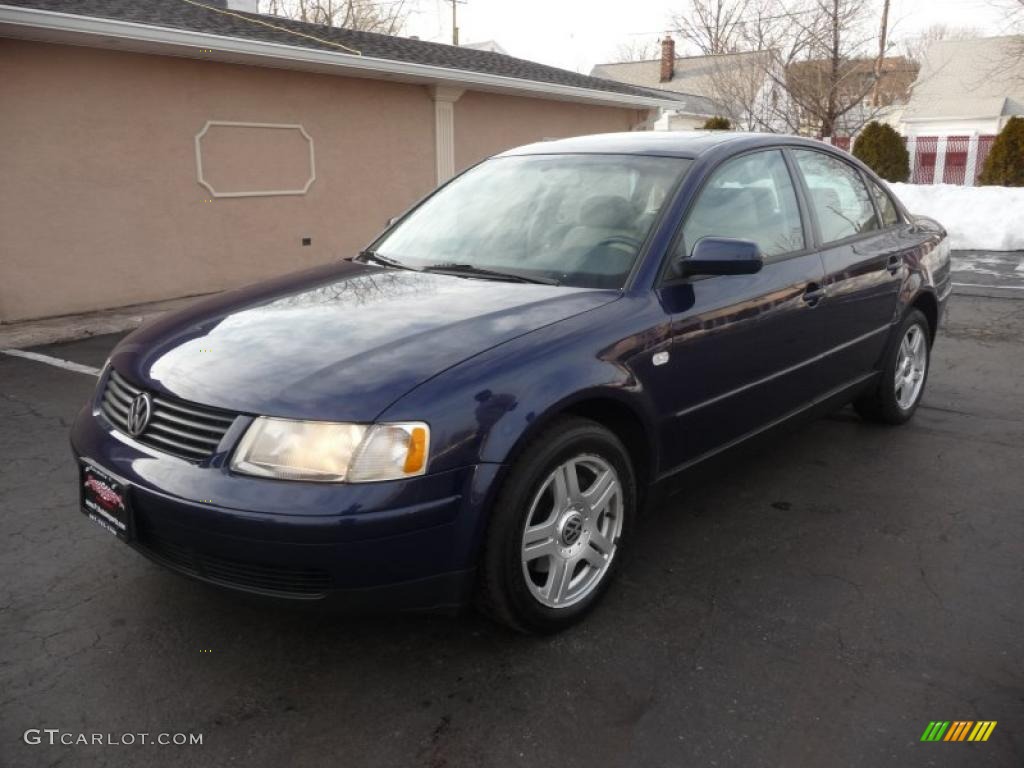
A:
594 235 642 251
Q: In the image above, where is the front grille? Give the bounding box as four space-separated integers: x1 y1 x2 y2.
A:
101 370 237 461
136 529 332 599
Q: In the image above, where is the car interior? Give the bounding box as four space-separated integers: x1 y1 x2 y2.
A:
521 170 675 287
680 152 804 259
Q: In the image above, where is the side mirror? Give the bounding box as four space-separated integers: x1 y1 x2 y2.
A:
679 237 764 277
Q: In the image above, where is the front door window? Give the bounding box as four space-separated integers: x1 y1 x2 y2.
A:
681 149 805 259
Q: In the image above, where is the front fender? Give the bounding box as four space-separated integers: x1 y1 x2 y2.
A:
379 295 668 476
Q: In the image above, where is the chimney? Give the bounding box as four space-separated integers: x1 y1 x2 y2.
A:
660 35 675 82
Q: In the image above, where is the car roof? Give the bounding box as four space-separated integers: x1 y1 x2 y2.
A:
501 131 828 159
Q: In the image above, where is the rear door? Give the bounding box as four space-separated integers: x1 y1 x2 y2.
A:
652 148 827 473
789 149 905 392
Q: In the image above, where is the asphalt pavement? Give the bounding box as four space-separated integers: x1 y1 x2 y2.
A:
1 265 1022 768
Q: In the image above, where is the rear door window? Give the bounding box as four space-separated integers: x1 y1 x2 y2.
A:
680 149 804 259
792 150 880 244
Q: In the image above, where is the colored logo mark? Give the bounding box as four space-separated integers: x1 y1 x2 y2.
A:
921 721 997 742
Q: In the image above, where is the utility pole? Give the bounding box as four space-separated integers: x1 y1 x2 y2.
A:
447 0 466 46
872 0 892 108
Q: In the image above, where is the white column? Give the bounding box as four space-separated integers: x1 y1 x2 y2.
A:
631 108 659 131
934 136 947 185
429 86 465 186
907 135 917 182
964 134 979 187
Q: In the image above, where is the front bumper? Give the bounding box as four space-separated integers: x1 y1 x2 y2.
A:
70 404 501 612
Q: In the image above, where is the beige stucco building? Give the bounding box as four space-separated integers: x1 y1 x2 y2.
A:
0 1 679 323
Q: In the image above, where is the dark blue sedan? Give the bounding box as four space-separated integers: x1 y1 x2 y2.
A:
72 132 950 633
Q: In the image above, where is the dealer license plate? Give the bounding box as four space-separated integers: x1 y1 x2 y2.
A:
80 462 133 541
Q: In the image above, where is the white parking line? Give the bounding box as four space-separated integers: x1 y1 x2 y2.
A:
1 349 101 376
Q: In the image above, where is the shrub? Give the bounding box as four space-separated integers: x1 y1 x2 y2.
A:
852 121 909 182
978 116 1024 186
702 116 731 130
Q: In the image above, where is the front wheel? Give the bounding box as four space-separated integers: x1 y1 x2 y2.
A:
476 417 635 634
854 308 931 424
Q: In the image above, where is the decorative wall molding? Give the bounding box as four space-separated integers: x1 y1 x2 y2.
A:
194 121 316 198
430 86 465 185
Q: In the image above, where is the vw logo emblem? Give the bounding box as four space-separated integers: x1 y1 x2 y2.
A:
127 393 152 437
561 513 584 546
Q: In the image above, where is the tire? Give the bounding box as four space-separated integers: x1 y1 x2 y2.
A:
854 308 931 425
476 417 636 634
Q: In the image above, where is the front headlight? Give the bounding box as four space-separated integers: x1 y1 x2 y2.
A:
230 417 429 483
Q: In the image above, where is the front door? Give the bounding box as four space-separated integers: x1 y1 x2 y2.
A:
652 149 827 475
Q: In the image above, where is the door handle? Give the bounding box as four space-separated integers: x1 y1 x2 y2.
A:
886 254 902 274
802 282 826 307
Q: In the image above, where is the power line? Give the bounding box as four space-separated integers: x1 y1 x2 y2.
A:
184 0 362 54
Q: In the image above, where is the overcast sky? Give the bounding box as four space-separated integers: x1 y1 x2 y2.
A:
404 0 1010 73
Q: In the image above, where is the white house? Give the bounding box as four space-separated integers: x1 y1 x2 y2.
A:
902 35 1024 136
591 38 771 130
461 40 508 54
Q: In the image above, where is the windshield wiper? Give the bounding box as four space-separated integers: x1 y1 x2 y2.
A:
356 250 418 271
421 263 559 285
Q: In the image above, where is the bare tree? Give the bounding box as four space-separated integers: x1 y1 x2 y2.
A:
765 0 891 137
704 52 778 131
673 0 751 55
730 0 821 132
612 38 659 62
662 0 815 132
996 0 1024 77
998 0 1024 25
659 0 906 135
899 24 979 65
260 0 409 35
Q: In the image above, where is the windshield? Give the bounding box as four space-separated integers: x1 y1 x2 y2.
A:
373 154 692 289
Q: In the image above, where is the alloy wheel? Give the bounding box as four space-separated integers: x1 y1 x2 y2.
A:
520 454 623 609
895 324 928 410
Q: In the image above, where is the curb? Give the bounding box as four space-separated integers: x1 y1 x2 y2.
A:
0 293 215 350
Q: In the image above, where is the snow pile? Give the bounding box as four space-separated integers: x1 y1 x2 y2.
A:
889 183 1024 251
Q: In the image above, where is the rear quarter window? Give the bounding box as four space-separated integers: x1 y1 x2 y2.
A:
867 179 900 227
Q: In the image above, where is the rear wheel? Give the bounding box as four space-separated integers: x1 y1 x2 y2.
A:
854 309 931 424
477 417 635 634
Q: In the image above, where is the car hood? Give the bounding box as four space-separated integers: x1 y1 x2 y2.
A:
111 261 619 421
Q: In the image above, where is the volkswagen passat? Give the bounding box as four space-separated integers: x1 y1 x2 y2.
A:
72 132 950 633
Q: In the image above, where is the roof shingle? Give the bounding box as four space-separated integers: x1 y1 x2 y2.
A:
904 35 1024 121
3 0 686 102
591 51 771 116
